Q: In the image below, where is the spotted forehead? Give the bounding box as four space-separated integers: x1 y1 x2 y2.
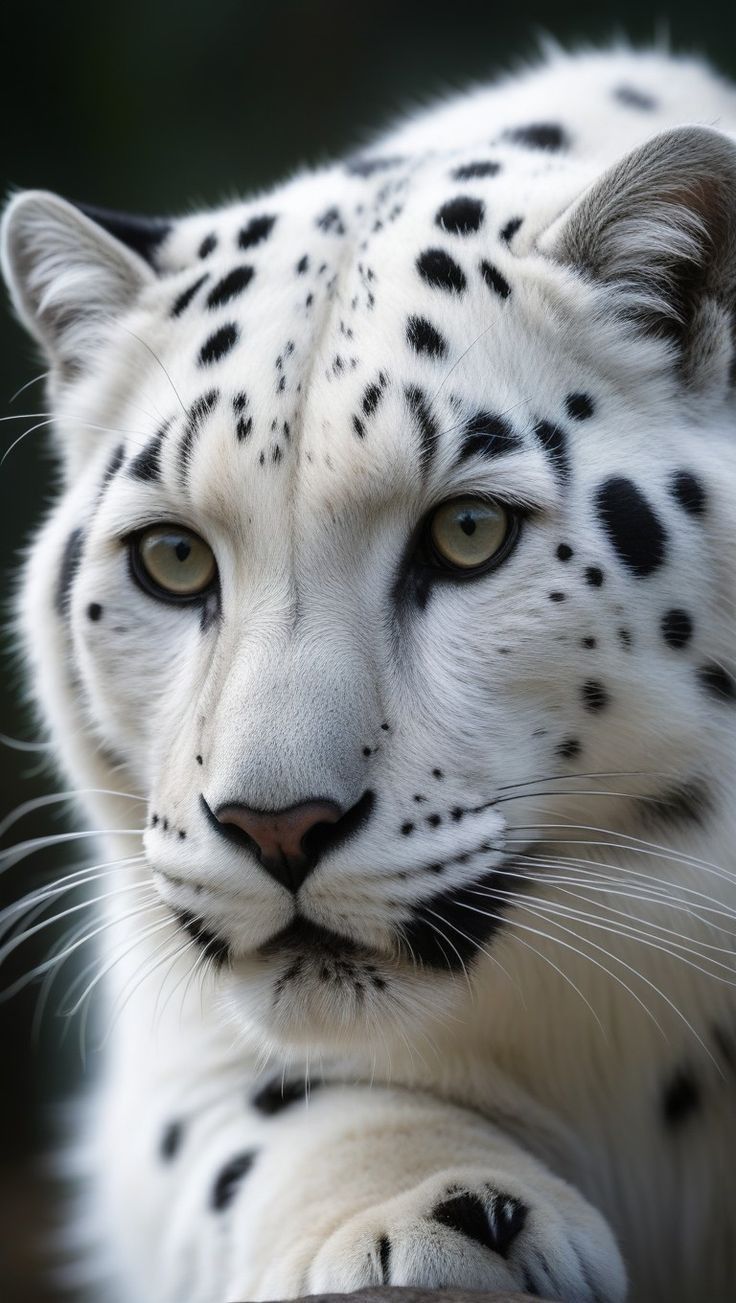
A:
126 146 598 513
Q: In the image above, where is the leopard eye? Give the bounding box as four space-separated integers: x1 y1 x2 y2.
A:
131 526 217 600
428 496 514 572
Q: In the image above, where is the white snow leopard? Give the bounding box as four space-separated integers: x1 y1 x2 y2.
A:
2 43 736 1303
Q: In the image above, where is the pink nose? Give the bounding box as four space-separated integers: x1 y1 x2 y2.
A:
214 800 342 892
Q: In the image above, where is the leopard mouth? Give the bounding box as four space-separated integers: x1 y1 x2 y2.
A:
259 915 371 961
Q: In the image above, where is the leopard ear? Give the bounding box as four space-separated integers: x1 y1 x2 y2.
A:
539 126 736 394
1 191 165 379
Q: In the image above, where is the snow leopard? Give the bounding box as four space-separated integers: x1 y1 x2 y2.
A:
1 42 736 1303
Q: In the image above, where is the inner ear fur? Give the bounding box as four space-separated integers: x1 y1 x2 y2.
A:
540 126 736 389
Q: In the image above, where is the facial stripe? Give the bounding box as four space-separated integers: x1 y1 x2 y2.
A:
129 422 170 482
179 390 220 481
55 528 86 617
458 412 520 462
404 385 439 473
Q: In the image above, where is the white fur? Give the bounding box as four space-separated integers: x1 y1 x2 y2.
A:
2 45 736 1303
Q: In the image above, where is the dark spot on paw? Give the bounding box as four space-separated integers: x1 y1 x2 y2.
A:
431 1188 527 1258
377 1234 392 1282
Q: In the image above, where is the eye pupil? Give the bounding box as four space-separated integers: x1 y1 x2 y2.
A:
175 541 191 562
459 514 476 536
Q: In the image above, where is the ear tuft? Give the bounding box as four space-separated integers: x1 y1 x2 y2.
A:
1 190 155 377
541 126 736 390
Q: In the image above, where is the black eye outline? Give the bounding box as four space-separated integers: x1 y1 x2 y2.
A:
127 523 220 606
418 495 522 580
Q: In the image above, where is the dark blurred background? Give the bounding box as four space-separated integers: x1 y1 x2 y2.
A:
0 2 733 1298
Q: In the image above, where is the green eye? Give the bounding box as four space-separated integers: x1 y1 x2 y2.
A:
428 496 514 572
132 526 217 600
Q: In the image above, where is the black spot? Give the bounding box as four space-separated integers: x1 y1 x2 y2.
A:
565 392 595 421
401 822 414 836
584 566 604 588
406 315 448 359
206 265 254 309
556 543 573 561
557 737 581 760
362 374 387 417
172 272 209 318
582 636 597 650
504 122 569 151
251 1076 315 1115
614 85 658 110
352 415 365 439
316 206 345 235
549 591 566 603
233 392 252 441
238 215 276 249
435 197 485 236
296 254 309 274
697 663 736 704
210 1151 257 1211
87 603 102 622
198 323 239 367
377 1235 392 1282
346 154 405 177
535 419 570 483
196 755 203 765
416 247 467 294
160 1121 183 1161
56 528 85 617
582 680 608 712
405 385 439 472
452 160 501 181
662 1067 701 1127
432 1189 527 1258
661 608 694 650
670 470 707 518
460 411 519 461
479 260 511 299
595 477 668 576
619 628 632 648
198 233 217 259
500 216 523 243
129 422 168 482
